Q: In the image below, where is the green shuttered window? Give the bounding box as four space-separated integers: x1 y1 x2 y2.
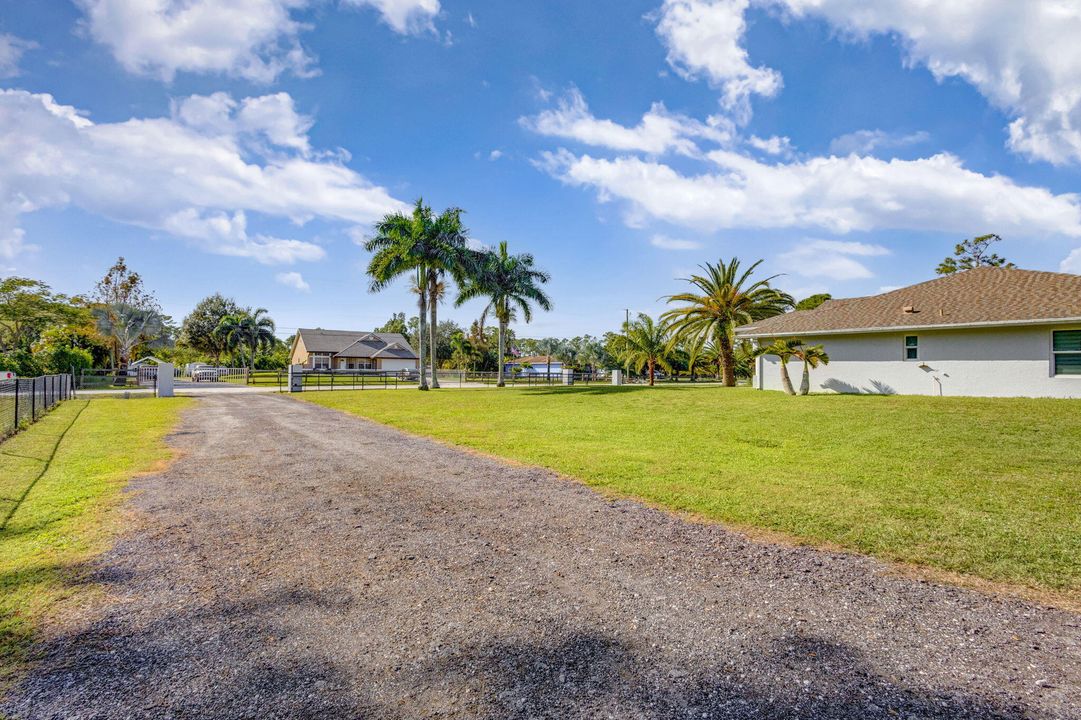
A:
1052 330 1081 376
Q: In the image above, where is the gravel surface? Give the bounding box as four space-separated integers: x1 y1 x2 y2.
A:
4 394 1080 719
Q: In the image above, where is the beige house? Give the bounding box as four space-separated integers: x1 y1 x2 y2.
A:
289 329 419 372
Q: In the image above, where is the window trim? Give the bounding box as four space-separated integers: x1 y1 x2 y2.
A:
1051 328 1081 378
903 335 919 361
311 353 330 370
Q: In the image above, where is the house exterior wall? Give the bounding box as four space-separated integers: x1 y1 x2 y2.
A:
754 325 1081 398
290 335 309 366
378 358 418 372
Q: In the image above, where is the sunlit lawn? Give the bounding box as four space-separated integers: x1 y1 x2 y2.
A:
0 397 190 686
302 385 1081 599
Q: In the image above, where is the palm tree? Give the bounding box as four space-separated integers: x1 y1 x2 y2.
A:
93 303 165 367
449 331 475 371
216 308 276 373
610 313 673 386
758 338 802 395
683 335 707 382
796 343 830 396
662 258 793 387
455 241 552 387
366 199 469 390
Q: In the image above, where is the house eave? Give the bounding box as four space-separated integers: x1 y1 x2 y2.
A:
735 315 1081 339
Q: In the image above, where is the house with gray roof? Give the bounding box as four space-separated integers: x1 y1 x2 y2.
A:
735 267 1081 398
289 329 418 372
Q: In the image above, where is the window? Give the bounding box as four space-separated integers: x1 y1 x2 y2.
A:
1052 330 1081 376
904 335 919 360
312 354 330 369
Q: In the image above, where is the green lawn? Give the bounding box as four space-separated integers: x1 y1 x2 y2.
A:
302 385 1081 599
0 397 190 686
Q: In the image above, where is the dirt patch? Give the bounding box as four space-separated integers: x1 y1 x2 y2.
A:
3 394 1079 719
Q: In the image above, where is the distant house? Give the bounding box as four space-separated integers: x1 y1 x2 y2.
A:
289 329 418 372
735 268 1081 398
505 355 563 376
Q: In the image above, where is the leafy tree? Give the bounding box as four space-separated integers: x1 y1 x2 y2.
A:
215 308 276 372
758 338 802 395
455 241 552 387
449 331 477 370
180 294 241 364
795 293 832 311
93 303 166 367
366 199 470 390
662 258 793 387
609 313 673 386
796 343 830 396
0 349 44 377
936 234 1015 275
0 277 85 353
93 257 161 311
376 312 408 334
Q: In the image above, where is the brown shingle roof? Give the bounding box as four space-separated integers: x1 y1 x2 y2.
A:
735 267 1081 338
296 329 417 358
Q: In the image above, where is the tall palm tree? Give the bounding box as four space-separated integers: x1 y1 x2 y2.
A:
449 331 476 371
93 302 165 367
366 199 468 390
610 313 673 386
758 338 802 395
796 343 829 396
662 258 793 387
455 241 552 387
216 308 276 373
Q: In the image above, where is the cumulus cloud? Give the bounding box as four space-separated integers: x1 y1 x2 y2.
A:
1062 248 1081 274
653 0 782 121
539 148 1081 237
746 134 792 156
0 33 36 78
650 234 703 250
828 129 929 156
778 239 890 280
76 0 440 81
275 270 311 291
520 87 733 157
0 89 406 263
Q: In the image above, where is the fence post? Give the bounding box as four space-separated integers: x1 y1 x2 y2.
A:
30 377 37 421
12 378 18 429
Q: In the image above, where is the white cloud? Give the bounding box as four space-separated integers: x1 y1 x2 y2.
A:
878 285 901 293
0 33 36 78
521 87 733 156
539 148 1081 237
466 12 477 28
343 0 441 34
77 0 440 82
778 239 890 280
1062 248 1081 274
828 129 929 156
653 0 782 121
650 234 703 250
488 149 504 161
747 134 792 156
0 89 406 263
770 1 1081 165
275 270 311 291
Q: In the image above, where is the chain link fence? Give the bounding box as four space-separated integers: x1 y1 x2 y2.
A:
0 373 75 440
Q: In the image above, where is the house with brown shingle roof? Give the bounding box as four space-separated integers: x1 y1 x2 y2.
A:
735 267 1081 397
289 329 418 372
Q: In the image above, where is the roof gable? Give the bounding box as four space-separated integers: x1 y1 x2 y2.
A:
295 328 417 358
736 268 1081 337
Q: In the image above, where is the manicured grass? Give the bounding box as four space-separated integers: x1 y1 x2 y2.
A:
302 385 1081 598
0 397 190 685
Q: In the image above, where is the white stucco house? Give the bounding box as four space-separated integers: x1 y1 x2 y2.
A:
735 268 1081 398
289 329 418 372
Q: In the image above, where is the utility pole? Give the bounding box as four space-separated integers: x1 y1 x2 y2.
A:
624 308 630 328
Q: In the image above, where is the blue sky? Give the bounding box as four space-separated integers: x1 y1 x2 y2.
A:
2 0 1081 338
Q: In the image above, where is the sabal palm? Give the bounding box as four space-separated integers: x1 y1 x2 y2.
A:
758 338 802 395
216 308 275 372
366 199 468 390
796 343 829 396
455 241 552 387
662 258 793 387
611 313 673 386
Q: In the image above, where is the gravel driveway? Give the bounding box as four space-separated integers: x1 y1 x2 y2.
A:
4 394 1079 719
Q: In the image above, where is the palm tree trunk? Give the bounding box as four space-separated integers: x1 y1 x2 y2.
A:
428 272 440 389
648 359 655 386
779 359 795 395
718 331 736 387
496 320 506 388
799 359 810 396
416 266 429 391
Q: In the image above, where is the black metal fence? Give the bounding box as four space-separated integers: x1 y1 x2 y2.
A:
0 373 75 440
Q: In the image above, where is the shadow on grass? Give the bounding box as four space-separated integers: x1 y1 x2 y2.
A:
515 384 735 397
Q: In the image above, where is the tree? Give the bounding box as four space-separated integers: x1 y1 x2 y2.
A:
455 241 552 387
536 337 562 377
376 312 408 335
92 303 166 367
93 257 160 312
796 343 830 396
795 293 832 311
758 338 802 395
609 314 673 386
216 308 276 372
449 331 476 370
179 293 241 364
92 258 162 366
662 258 793 387
366 199 470 390
936 234 1015 275
0 277 85 353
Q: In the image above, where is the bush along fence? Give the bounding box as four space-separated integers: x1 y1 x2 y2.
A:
0 373 75 440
